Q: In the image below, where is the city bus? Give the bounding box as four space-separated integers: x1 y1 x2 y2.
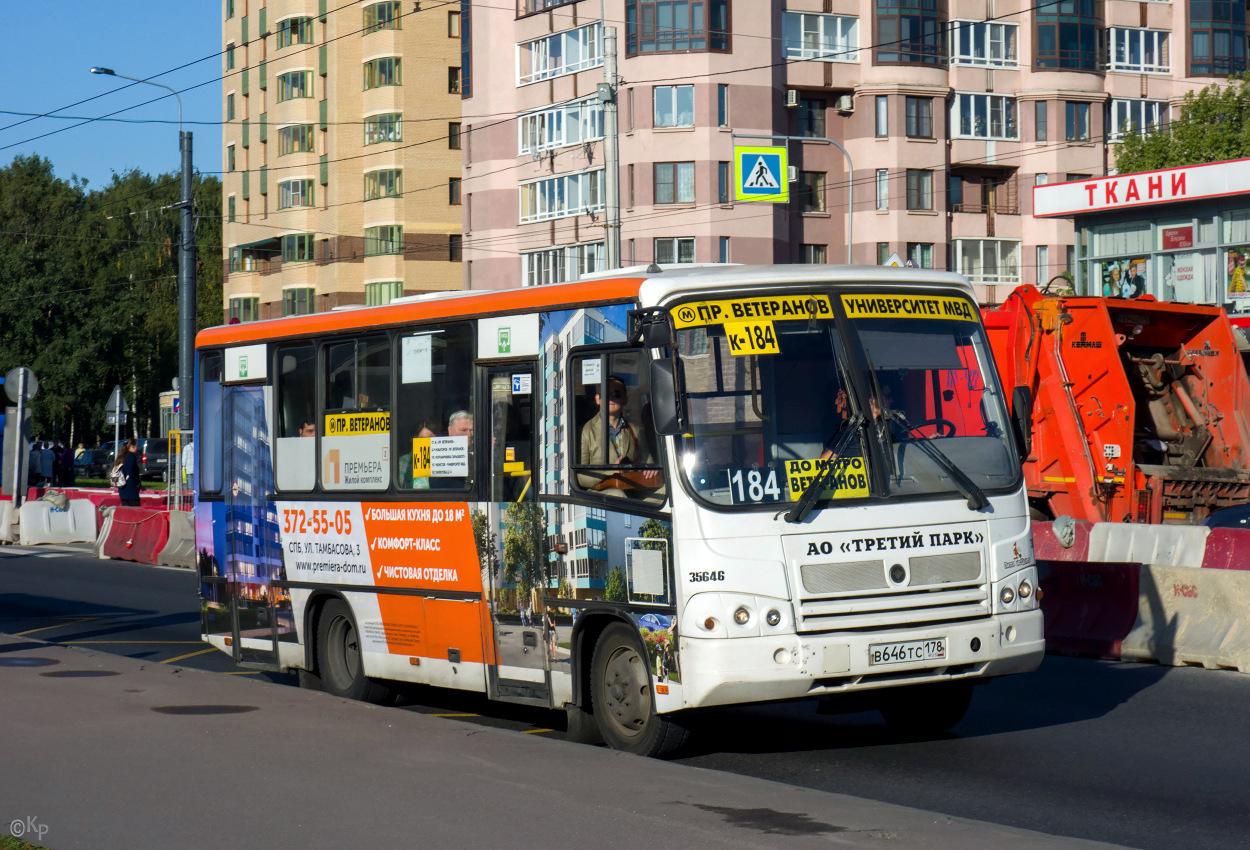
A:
193 264 1044 756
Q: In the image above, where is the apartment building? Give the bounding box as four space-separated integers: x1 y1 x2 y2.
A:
221 0 465 322
461 0 1244 303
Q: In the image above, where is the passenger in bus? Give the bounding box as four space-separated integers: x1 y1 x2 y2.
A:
447 410 473 439
397 421 438 490
298 418 316 438
578 375 660 497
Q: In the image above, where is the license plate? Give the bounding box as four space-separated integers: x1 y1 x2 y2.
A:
868 638 946 666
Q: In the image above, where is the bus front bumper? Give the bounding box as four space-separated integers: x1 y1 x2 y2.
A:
676 609 1044 710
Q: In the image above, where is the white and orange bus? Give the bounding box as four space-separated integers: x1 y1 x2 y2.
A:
193 264 1043 756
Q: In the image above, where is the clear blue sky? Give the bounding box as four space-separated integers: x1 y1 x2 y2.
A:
0 1 222 190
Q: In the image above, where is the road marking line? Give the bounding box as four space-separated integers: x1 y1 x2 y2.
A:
523 728 553 734
13 617 97 636
62 640 206 644
162 648 218 664
224 671 262 675
430 713 479 718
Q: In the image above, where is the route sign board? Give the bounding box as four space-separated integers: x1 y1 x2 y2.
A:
734 146 789 203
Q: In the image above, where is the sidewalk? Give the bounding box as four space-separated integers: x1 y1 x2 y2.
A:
0 634 1126 850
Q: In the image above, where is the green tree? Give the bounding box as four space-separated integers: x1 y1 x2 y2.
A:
502 501 548 598
605 565 627 602
1116 74 1250 173
471 509 500 581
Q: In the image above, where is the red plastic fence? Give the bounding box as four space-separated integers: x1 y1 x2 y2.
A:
1038 560 1140 660
102 507 170 564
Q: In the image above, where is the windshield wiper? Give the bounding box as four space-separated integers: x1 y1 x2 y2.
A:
783 414 863 524
883 410 989 511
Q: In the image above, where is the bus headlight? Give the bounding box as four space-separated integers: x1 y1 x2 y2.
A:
1018 579 1033 600
1000 586 1015 605
733 607 751 625
765 609 781 627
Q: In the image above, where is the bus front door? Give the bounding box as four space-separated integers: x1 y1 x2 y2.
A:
484 364 551 705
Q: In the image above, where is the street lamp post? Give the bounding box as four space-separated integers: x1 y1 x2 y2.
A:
90 67 196 438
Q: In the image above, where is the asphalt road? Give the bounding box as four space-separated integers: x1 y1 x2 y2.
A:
3 546 1249 849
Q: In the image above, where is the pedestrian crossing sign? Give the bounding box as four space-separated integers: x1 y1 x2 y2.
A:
735 146 789 203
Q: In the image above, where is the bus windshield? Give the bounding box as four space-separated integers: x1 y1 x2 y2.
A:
672 290 1018 509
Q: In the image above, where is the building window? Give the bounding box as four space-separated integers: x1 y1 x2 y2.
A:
448 122 461 149
450 234 463 262
876 169 889 210
875 95 888 137
523 242 605 286
277 16 314 48
717 161 730 204
948 173 963 209
718 236 729 263
282 233 316 263
799 97 826 137
876 0 944 64
654 85 694 128
1035 101 1047 141
799 171 826 213
365 225 404 256
365 281 404 306
905 97 932 138
518 23 602 84
226 93 235 121
448 10 461 37
1035 173 1048 186
953 93 1018 140
1036 245 1050 285
448 67 461 93
1066 101 1090 141
364 169 402 200
1036 0 1099 71
282 288 316 316
226 0 234 20
1189 0 1247 76
228 195 236 222
278 124 316 155
802 244 827 264
955 238 1021 286
364 113 402 145
654 162 695 204
1108 99 1166 142
228 297 259 323
278 179 315 209
518 97 604 155
364 57 402 90
625 1 729 56
717 84 729 126
226 43 235 70
460 0 472 97
877 242 889 264
950 20 1017 66
907 243 933 268
1107 28 1169 73
277 71 313 102
364 2 402 33
226 144 236 172
782 12 859 62
906 169 932 210
654 237 695 263
519 169 605 223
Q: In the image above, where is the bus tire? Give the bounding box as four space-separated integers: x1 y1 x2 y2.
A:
590 623 687 757
317 599 391 704
879 680 974 736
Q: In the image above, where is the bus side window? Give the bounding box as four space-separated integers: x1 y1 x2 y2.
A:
275 343 316 492
199 352 223 494
394 323 474 492
322 336 391 491
569 349 665 506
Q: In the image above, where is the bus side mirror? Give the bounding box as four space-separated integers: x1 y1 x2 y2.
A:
1011 385 1033 462
649 358 685 436
629 308 674 349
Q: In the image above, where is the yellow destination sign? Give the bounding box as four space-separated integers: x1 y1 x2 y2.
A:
841 294 978 322
325 411 392 436
672 294 832 329
723 319 779 356
784 457 869 501
410 436 431 478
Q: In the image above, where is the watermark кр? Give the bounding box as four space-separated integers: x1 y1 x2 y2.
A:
9 816 49 842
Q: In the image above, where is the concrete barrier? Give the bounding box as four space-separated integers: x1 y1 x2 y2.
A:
0 500 14 544
95 506 115 559
18 499 98 545
1122 565 1250 673
156 510 194 568
1037 560 1141 660
101 507 170 564
1087 523 1209 569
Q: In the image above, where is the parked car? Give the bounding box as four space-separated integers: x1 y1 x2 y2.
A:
73 448 111 479
1203 504 1250 530
138 438 170 481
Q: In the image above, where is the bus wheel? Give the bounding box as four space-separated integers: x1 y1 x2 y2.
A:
590 623 687 757
879 680 974 737
317 599 390 704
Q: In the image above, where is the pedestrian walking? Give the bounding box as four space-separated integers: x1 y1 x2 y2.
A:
111 439 141 507
60 442 76 487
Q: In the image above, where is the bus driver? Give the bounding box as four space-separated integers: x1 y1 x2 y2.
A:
578 375 659 497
